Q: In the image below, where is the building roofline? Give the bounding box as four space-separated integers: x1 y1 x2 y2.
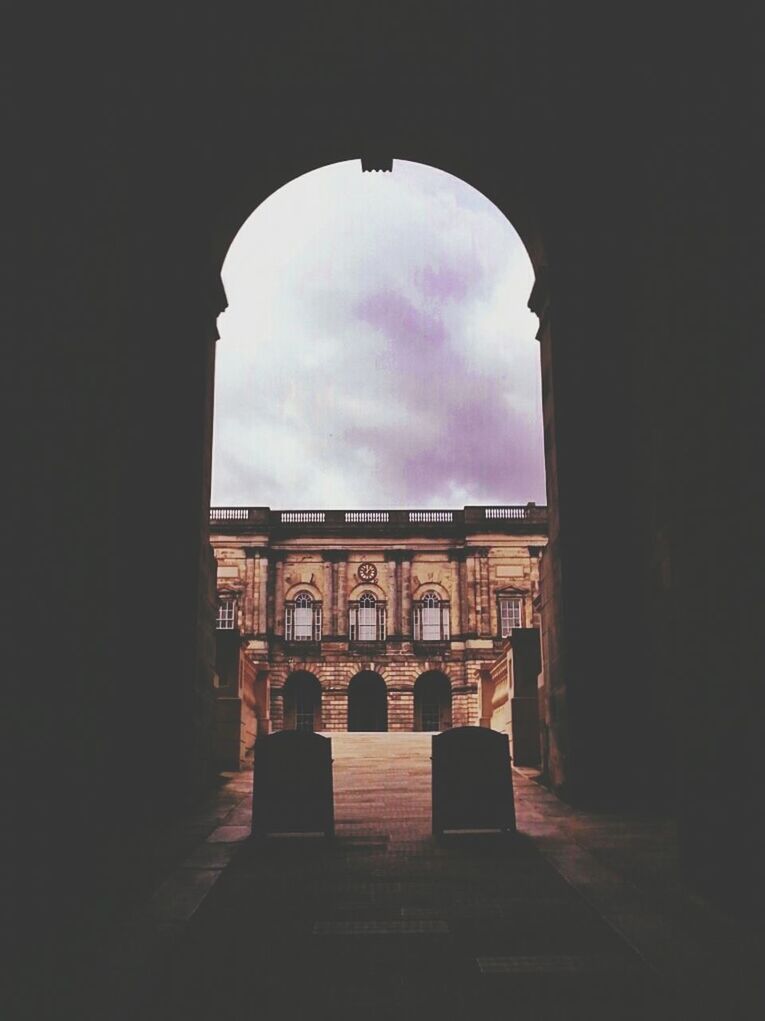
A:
209 504 548 538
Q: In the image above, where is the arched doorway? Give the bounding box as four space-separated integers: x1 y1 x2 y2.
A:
414 671 452 732
282 671 322 732
347 671 388 732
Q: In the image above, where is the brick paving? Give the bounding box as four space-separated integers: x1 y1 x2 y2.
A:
77 733 763 1020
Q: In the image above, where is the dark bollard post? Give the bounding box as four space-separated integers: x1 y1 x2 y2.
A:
251 731 334 839
432 727 516 837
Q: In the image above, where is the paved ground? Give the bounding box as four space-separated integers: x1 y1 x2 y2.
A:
77 732 763 1021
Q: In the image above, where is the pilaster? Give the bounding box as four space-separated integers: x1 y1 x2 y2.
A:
401 559 412 636
448 549 465 636
387 557 398 635
477 547 491 636
268 552 286 636
385 551 408 637
258 553 268 635
243 548 257 634
336 555 349 636
465 554 477 635
322 556 335 635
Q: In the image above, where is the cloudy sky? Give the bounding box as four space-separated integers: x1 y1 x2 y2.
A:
212 160 545 510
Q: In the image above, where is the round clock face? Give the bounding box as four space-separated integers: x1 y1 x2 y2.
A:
358 561 377 583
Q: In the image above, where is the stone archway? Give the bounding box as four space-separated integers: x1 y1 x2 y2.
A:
282 671 322 732
347 671 388 732
414 671 452 732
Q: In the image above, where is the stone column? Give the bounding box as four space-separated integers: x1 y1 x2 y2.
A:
267 555 281 633
323 558 334 637
401 559 412 636
385 555 398 636
258 553 268 635
448 550 464 637
243 549 256 634
459 556 470 638
465 553 478 635
336 555 349 637
478 548 491 636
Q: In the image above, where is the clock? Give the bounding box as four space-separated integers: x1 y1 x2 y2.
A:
358 561 377 583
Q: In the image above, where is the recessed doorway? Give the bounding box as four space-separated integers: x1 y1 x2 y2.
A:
348 671 388 732
414 671 452 731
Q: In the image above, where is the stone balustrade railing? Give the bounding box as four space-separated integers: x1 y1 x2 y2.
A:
209 504 547 529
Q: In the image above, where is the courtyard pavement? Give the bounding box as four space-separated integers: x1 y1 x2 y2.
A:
48 733 765 1020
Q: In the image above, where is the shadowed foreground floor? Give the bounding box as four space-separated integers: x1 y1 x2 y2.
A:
139 734 692 1020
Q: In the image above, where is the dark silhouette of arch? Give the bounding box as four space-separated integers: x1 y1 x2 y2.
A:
347 671 388 732
414 671 452 731
282 671 322 732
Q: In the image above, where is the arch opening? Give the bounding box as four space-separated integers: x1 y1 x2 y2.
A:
414 671 452 732
348 671 388 732
282 671 322 732
212 158 545 512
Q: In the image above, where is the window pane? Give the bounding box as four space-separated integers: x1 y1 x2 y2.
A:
422 606 441 640
294 606 313 639
358 606 376 640
216 598 236 629
500 597 522 636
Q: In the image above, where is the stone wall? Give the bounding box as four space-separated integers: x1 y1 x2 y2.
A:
209 515 546 749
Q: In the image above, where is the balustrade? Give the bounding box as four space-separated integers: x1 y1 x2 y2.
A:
209 504 546 529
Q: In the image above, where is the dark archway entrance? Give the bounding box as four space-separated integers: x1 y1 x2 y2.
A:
282 671 322 732
348 671 388 732
414 671 452 731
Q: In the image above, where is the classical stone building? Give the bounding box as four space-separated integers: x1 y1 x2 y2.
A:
210 504 547 763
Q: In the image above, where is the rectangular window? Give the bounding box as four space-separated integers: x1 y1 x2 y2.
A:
216 597 237 630
500 596 522 636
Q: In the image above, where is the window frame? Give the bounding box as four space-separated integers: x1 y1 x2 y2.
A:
216 595 238 630
412 590 450 642
285 590 322 642
349 591 387 642
497 593 523 637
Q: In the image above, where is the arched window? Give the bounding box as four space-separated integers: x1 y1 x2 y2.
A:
216 596 238 630
413 590 450 641
285 590 322 641
349 591 387 642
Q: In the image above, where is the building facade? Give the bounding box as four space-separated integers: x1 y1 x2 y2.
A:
210 504 547 765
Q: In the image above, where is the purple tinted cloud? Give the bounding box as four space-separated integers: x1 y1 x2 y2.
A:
356 291 446 351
